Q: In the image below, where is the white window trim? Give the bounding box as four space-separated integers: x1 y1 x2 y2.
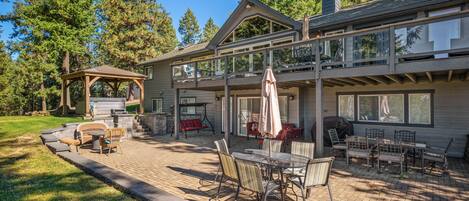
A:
152 98 163 113
338 95 355 121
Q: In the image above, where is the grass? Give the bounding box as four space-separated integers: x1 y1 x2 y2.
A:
0 116 134 201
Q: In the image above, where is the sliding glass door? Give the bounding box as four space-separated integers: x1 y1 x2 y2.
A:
237 96 288 136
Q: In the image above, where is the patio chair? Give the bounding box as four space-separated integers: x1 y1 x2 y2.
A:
377 141 406 174
60 122 109 153
346 136 374 168
394 130 416 143
216 152 239 199
423 138 453 174
261 139 283 153
214 139 229 182
366 128 385 139
287 157 335 201
214 139 229 154
328 129 347 156
284 141 315 177
235 159 280 201
99 128 125 155
394 130 417 164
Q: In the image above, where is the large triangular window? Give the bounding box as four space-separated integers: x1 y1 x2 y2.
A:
221 16 292 45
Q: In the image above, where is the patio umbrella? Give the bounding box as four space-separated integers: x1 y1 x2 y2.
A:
259 68 282 141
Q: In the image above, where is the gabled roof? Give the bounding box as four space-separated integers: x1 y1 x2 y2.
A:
63 65 146 80
207 0 301 49
310 0 458 30
138 42 210 65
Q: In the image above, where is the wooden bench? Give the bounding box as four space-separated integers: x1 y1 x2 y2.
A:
180 119 208 138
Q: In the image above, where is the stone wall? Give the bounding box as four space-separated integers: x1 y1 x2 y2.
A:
142 113 167 135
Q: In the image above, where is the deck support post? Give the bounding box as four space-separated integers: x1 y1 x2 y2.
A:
174 88 180 140
224 84 231 146
315 78 324 156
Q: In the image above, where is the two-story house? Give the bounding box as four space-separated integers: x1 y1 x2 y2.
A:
139 0 469 157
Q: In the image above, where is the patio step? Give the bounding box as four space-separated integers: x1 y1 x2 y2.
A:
45 142 71 153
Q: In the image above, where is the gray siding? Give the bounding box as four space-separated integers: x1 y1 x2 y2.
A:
301 80 469 157
143 61 217 131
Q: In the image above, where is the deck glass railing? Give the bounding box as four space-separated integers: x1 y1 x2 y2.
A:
395 16 469 61
171 12 469 83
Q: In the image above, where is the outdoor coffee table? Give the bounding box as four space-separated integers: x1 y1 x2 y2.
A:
87 130 106 151
232 149 310 201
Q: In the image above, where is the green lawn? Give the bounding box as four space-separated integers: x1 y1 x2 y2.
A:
0 116 134 201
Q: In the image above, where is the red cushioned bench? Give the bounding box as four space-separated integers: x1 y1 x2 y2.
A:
180 119 208 138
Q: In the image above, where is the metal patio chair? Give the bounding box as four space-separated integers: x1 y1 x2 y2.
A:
287 157 335 201
394 130 417 164
377 141 406 174
216 152 239 199
284 141 315 177
261 138 283 153
423 138 453 174
366 128 385 139
214 139 229 182
346 136 374 167
328 129 347 157
235 159 280 201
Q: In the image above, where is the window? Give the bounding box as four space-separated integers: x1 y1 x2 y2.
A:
338 95 354 121
409 93 431 124
152 98 163 113
221 15 292 44
180 97 196 115
337 91 433 126
144 66 153 80
358 94 404 123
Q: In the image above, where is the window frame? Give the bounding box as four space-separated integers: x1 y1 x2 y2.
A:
151 98 163 113
144 66 153 80
180 97 197 115
336 90 434 127
357 94 405 123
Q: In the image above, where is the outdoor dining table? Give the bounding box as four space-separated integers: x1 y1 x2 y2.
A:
232 149 310 201
345 136 427 172
86 130 106 151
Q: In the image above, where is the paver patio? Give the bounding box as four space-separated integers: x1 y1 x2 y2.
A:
78 133 469 201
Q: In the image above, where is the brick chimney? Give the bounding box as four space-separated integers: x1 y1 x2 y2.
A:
322 0 341 15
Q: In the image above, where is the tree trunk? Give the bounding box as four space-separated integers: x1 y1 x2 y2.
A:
40 82 47 112
127 82 134 101
61 51 70 107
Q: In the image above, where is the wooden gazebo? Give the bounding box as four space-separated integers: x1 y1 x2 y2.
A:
61 65 146 116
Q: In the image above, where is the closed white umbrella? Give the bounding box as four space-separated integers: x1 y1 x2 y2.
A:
259 68 282 139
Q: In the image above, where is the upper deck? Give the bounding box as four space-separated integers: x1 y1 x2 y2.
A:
171 11 469 90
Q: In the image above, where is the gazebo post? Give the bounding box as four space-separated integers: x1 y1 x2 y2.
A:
138 80 144 114
84 75 91 117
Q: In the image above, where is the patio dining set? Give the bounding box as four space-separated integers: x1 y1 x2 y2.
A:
59 122 126 155
214 138 334 201
328 128 454 175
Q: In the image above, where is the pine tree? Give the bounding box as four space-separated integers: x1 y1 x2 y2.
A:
97 0 177 99
9 0 96 112
178 8 201 46
201 18 219 43
259 0 372 20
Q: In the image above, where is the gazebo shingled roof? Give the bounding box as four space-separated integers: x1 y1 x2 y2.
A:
61 65 146 116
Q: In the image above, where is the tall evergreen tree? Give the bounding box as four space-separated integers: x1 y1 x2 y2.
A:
97 0 177 99
200 17 219 43
260 0 372 20
9 0 96 112
178 8 200 46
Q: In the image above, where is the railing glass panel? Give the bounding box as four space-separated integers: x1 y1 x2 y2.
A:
352 31 390 67
227 51 266 78
172 63 195 82
197 60 217 81
321 38 345 69
395 16 469 60
272 43 315 72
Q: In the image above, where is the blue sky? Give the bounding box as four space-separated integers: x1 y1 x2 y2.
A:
0 0 239 43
